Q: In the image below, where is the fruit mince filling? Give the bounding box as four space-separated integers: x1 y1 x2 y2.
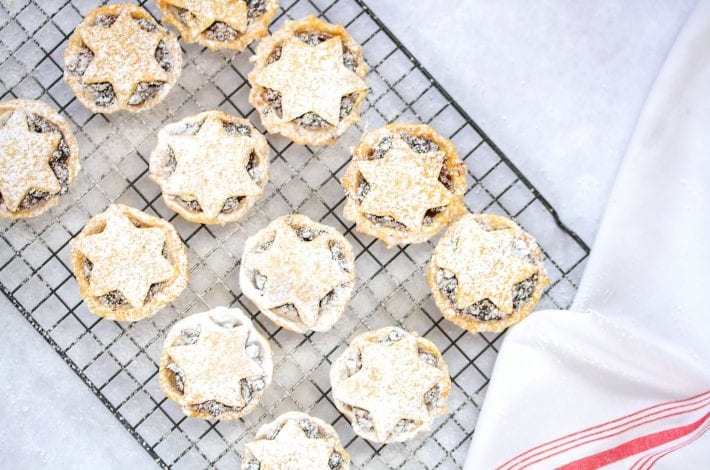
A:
437 268 538 321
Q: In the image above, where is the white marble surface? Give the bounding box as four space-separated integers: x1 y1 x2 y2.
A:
0 0 695 467
0 295 155 469
370 0 695 243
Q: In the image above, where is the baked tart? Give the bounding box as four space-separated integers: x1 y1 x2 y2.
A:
243 411 350 469
248 15 368 146
428 213 550 333
159 306 273 420
70 204 189 321
0 99 80 219
149 110 270 225
330 327 450 443
64 4 182 113
341 123 467 247
156 0 279 51
239 214 356 333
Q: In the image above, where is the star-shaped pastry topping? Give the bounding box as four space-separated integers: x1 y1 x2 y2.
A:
251 36 367 125
248 225 353 328
0 110 61 212
162 0 247 36
357 136 453 229
80 9 168 105
72 206 175 308
436 216 539 312
246 420 333 469
334 333 448 442
166 323 263 409
162 114 261 219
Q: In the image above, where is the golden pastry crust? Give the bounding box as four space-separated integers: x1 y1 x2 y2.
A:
243 412 350 469
341 123 467 247
427 213 550 333
0 99 80 219
159 307 273 420
330 327 450 443
248 15 368 146
239 214 356 333
156 0 279 51
149 111 270 225
63 4 182 114
70 204 188 321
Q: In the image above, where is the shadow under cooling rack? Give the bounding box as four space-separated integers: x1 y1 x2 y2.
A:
0 0 589 468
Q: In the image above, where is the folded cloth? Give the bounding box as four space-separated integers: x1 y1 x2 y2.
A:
464 1 710 468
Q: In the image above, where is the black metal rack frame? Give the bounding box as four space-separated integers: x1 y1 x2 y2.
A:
0 0 589 468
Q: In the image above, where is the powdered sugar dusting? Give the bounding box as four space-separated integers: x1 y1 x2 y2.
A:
160 307 273 420
239 214 356 333
330 327 451 443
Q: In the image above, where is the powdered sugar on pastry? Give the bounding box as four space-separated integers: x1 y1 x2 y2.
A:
0 99 80 219
248 15 368 146
239 214 356 333
149 111 270 225
156 0 278 51
70 204 189 321
342 122 467 247
427 213 550 333
330 327 450 443
159 307 273 420
243 412 350 469
64 4 182 113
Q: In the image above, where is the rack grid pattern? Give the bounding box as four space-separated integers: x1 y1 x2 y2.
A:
0 0 589 468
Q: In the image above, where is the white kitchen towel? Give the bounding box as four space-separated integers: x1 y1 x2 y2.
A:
464 0 710 468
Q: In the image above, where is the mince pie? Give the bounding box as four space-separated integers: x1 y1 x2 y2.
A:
342 123 467 247
428 213 550 333
243 411 350 470
248 15 368 146
159 306 273 420
149 111 270 225
0 99 80 219
330 327 450 443
239 214 356 333
70 204 189 321
156 0 279 51
64 4 182 113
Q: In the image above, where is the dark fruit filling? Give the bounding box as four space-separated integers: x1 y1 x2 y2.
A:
193 400 241 418
87 83 116 108
223 122 251 136
438 269 538 321
205 21 238 41
244 461 260 470
155 40 172 71
127 82 163 106
175 195 246 214
247 0 268 21
136 18 157 32
95 14 117 27
365 214 406 230
293 225 324 241
298 418 322 438
402 133 440 153
328 452 345 470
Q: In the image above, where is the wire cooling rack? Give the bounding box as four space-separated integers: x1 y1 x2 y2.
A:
0 0 590 468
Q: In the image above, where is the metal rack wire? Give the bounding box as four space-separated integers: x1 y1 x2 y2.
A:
0 0 589 468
